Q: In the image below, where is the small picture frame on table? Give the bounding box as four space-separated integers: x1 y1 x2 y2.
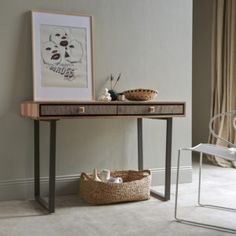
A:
31 10 94 101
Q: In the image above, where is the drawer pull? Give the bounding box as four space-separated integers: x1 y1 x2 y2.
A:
79 107 85 113
149 106 155 113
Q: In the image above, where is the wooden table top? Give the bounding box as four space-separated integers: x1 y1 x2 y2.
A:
20 100 186 120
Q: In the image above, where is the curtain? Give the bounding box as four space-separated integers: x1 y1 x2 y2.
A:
209 0 236 167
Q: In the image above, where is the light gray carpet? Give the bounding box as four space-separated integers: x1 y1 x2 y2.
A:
0 162 236 236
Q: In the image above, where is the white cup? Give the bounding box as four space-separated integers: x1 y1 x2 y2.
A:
114 177 123 183
108 176 123 184
100 169 110 182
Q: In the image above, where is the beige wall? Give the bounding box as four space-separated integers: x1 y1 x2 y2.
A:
0 0 192 200
192 0 213 147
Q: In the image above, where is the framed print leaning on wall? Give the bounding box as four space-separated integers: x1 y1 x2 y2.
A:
31 11 94 101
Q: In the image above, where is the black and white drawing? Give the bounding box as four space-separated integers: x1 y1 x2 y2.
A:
40 25 87 88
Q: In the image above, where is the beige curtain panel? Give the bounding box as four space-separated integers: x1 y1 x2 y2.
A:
209 0 236 167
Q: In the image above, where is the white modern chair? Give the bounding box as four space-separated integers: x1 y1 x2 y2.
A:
174 111 236 233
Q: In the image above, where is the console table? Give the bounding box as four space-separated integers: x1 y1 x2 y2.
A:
21 100 185 213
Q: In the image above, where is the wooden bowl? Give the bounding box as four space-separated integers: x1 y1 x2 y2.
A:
123 89 158 101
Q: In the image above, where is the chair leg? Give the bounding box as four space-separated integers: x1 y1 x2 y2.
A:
174 149 236 233
174 149 181 221
197 152 203 206
197 152 236 212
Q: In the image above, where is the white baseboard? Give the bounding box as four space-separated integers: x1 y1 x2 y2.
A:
0 175 80 201
0 166 192 201
150 166 192 185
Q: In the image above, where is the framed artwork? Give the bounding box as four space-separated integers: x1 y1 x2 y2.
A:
31 11 94 101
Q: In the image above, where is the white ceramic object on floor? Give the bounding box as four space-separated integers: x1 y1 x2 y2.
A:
100 169 111 182
93 168 101 182
108 176 123 184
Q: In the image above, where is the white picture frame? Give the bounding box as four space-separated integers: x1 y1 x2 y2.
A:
31 10 94 101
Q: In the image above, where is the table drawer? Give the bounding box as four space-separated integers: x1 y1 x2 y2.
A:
40 105 117 116
117 104 184 115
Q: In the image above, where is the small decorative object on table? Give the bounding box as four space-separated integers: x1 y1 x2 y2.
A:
123 89 158 101
108 73 122 101
80 169 151 205
98 88 112 101
117 93 125 101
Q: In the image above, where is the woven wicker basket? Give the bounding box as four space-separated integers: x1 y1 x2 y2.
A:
123 89 158 101
80 170 151 205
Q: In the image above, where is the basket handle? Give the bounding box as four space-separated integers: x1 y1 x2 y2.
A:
80 172 92 180
142 169 151 176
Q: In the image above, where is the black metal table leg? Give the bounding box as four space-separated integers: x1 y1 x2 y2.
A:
48 120 56 213
137 118 143 170
34 120 40 200
138 118 173 201
164 118 172 200
34 120 57 213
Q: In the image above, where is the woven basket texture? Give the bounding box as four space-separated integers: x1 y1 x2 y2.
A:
123 89 158 101
80 170 151 205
